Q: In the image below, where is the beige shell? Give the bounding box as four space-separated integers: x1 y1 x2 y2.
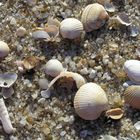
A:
60 18 83 39
74 83 108 120
44 59 64 77
81 3 109 32
0 41 10 59
47 71 86 90
106 108 123 120
124 85 140 109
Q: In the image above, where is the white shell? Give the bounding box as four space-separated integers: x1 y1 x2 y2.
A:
0 98 15 134
44 59 64 77
60 18 83 39
81 3 109 32
124 85 140 109
74 83 108 120
47 71 86 90
0 41 10 58
0 73 18 88
124 60 140 84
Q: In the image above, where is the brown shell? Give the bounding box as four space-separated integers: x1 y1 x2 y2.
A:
106 108 123 120
81 3 109 32
124 85 140 109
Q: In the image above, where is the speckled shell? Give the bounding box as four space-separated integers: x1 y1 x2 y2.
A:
124 85 140 109
81 3 109 32
124 60 140 84
74 83 108 120
0 41 10 58
44 59 64 77
60 18 83 39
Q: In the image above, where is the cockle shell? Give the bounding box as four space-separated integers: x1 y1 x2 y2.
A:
74 83 108 120
60 18 83 39
47 71 86 90
124 60 140 84
0 41 10 59
106 108 123 120
44 59 64 77
124 85 140 109
81 3 109 32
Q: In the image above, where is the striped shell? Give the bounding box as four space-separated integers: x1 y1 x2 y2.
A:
124 60 140 84
81 3 109 32
60 18 83 39
74 83 108 120
44 59 64 77
124 85 140 109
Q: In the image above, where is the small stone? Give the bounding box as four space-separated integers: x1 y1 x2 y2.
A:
80 68 89 75
100 135 117 140
10 17 17 25
16 26 27 37
41 90 51 98
41 124 51 136
80 130 88 138
38 78 49 89
38 98 46 104
123 81 135 88
60 131 66 136
96 38 104 45
89 69 97 79
134 121 140 130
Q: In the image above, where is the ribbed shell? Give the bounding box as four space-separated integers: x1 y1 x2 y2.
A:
124 85 140 109
44 59 64 77
74 83 108 120
60 18 83 39
81 3 109 32
124 60 140 84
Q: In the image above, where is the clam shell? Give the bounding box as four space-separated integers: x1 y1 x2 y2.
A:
0 73 17 88
0 41 10 59
124 85 140 109
44 59 64 77
60 18 83 39
106 108 123 120
32 30 50 40
81 3 109 32
74 83 108 120
47 71 86 90
124 60 140 84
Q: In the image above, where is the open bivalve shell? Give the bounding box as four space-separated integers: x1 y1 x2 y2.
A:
47 71 86 91
44 59 64 77
74 83 108 120
81 3 109 32
106 108 124 120
124 85 140 109
0 73 17 88
60 18 83 39
124 60 140 84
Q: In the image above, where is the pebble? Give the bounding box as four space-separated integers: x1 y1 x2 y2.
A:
99 135 117 140
38 98 46 104
80 67 89 75
16 26 27 37
60 131 66 136
123 81 135 88
41 90 51 98
89 69 97 79
10 17 17 25
134 121 140 130
38 78 49 89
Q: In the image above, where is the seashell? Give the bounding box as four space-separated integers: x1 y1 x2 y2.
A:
44 59 64 77
74 83 108 120
0 98 15 134
47 71 86 91
38 78 49 89
129 25 140 37
0 41 10 59
124 85 140 109
1 87 14 98
124 60 140 84
106 108 123 120
16 26 27 37
97 0 112 5
32 30 51 40
81 3 109 32
0 73 17 88
60 18 83 39
104 2 115 13
23 56 44 70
